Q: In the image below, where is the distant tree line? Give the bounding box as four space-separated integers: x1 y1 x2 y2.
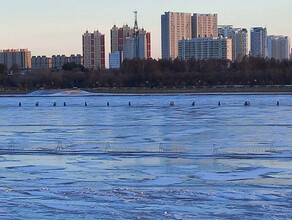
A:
0 57 292 90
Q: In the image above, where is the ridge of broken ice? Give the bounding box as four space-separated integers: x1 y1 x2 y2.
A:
27 89 92 96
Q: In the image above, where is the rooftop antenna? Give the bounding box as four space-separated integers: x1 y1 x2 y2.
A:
134 10 138 30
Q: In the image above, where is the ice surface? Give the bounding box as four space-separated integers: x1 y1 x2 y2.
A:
0 93 291 219
195 167 291 181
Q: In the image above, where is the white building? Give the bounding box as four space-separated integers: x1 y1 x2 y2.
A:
178 37 232 60
267 35 290 60
250 27 268 57
109 51 122 69
0 49 31 70
218 25 248 61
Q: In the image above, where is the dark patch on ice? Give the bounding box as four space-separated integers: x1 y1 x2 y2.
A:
5 165 65 174
36 178 76 185
195 167 291 181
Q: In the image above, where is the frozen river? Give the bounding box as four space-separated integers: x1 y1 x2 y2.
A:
0 91 291 219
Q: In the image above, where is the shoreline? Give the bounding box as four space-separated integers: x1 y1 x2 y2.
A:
86 86 292 94
1 86 292 95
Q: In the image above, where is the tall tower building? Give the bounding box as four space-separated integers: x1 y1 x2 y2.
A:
111 11 151 62
192 13 218 38
123 28 151 60
161 12 192 59
250 27 268 57
110 25 133 53
267 35 290 60
232 28 248 61
82 30 105 70
218 25 248 61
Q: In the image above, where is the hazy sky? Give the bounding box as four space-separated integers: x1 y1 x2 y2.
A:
1 0 291 65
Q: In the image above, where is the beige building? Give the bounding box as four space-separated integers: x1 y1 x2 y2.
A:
178 37 232 61
0 49 31 69
192 13 218 38
82 30 105 70
161 12 192 59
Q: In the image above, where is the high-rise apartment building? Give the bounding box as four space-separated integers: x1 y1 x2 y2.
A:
123 38 136 59
218 25 233 38
123 29 151 60
232 29 248 61
82 30 105 70
113 12 151 61
250 27 268 57
161 12 192 59
178 37 232 60
111 25 133 53
192 13 218 38
218 25 248 61
0 49 31 69
267 35 290 60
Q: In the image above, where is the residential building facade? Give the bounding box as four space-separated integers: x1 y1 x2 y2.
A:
31 56 52 69
0 49 31 69
218 25 234 38
178 37 232 60
111 12 151 62
250 27 268 57
69 54 83 65
218 25 248 61
267 35 290 60
111 25 133 53
109 51 123 69
82 30 105 70
51 54 82 70
161 12 192 59
192 13 218 38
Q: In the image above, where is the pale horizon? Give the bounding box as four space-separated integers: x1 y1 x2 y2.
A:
1 0 291 66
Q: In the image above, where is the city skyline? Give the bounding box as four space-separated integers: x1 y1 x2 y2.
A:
1 0 292 66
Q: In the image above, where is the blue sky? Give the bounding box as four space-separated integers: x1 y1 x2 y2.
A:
0 0 291 64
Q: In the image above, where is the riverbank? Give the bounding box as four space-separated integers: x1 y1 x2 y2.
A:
1 85 292 95
86 86 292 94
